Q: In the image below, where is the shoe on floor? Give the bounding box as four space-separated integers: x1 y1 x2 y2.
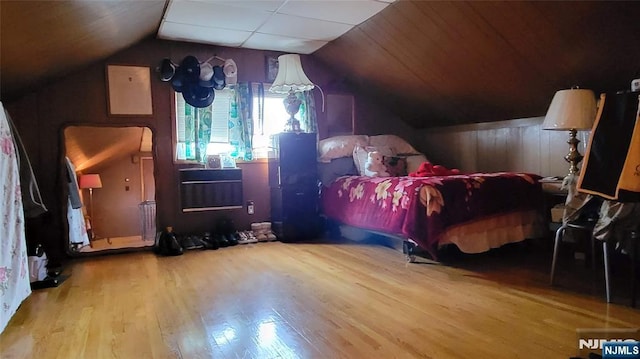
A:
244 230 259 243
226 233 238 246
236 231 257 244
202 232 219 250
214 233 229 248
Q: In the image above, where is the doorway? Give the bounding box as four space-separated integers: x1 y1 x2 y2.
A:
63 125 156 255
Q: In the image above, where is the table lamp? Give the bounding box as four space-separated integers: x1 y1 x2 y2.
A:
542 88 597 176
269 54 315 132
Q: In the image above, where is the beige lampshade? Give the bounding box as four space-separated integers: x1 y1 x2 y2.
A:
269 54 314 94
542 89 597 130
79 174 102 189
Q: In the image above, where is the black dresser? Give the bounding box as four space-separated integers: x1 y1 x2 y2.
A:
268 132 320 242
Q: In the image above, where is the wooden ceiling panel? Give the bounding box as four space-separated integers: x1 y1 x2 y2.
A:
0 0 166 100
2 1 640 129
316 0 640 127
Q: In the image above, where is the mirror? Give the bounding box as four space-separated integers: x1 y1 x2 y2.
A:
63 125 156 255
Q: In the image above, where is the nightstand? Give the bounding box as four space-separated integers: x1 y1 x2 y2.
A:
541 179 567 226
268 132 321 242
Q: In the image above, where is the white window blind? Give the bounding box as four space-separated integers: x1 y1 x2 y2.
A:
210 90 231 143
175 88 234 161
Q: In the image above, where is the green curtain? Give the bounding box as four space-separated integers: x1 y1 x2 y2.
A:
195 107 212 163
298 91 318 134
181 104 211 162
229 83 254 160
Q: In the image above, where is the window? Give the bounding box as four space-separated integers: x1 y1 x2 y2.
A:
252 87 301 158
173 84 302 161
175 88 234 161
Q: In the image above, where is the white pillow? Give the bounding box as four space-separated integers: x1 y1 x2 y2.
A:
318 135 369 163
353 145 394 175
369 134 420 155
405 154 428 174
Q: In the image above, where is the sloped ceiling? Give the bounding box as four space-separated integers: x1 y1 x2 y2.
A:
2 1 640 129
315 1 640 127
0 0 166 100
65 126 149 172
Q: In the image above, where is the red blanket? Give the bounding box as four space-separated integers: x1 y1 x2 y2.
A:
321 173 542 258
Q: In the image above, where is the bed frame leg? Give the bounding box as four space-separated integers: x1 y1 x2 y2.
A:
403 240 416 263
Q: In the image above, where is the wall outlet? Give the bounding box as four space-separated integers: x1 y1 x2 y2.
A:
247 201 254 215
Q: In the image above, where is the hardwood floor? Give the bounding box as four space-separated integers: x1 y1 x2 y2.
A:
1 241 638 358
79 235 154 253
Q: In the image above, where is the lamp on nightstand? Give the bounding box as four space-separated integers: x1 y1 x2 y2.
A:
542 88 597 176
269 54 315 133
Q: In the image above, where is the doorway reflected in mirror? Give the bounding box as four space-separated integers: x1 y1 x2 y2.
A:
63 125 156 255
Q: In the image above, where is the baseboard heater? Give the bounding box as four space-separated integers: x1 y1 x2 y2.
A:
179 168 243 212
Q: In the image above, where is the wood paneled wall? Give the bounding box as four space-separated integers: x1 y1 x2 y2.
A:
315 1 640 128
3 38 377 264
416 117 592 178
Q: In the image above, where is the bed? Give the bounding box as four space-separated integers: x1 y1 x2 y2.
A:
318 135 546 261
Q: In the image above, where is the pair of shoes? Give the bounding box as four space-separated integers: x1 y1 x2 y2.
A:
201 232 219 250
236 231 258 244
180 235 199 250
251 222 278 242
251 223 268 242
214 233 229 247
226 233 238 246
216 217 238 247
245 230 259 243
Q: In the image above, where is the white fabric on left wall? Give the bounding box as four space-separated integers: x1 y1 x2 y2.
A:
65 157 90 247
0 101 31 334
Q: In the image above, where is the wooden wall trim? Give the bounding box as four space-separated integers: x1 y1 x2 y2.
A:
416 116 582 178
424 116 544 133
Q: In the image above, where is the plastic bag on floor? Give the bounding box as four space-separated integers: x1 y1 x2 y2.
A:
28 248 48 283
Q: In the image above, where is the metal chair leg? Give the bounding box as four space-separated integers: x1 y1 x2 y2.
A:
550 225 566 285
590 232 596 270
603 239 611 303
631 230 638 308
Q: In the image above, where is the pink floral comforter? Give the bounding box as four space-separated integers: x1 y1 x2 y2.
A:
321 173 542 258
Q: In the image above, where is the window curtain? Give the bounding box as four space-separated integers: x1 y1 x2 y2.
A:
298 91 318 134
194 107 212 163
229 83 254 160
178 104 211 163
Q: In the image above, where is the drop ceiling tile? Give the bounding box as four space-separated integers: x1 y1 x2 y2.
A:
278 0 389 25
242 33 327 54
158 21 251 47
258 14 353 41
196 0 285 12
164 0 271 31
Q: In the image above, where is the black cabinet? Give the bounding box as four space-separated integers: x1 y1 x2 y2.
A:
269 132 320 242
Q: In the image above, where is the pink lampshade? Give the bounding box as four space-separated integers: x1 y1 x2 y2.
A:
79 174 102 189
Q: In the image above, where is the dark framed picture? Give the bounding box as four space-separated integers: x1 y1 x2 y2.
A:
265 55 279 82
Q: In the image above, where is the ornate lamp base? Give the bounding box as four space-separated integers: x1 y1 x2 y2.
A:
284 117 301 132
564 128 584 175
283 91 302 132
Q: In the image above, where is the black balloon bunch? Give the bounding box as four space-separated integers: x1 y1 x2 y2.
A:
158 55 226 108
